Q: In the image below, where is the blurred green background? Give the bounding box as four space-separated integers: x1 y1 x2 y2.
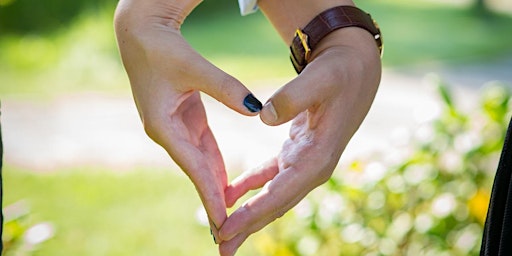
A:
2 0 512 255
1 0 512 96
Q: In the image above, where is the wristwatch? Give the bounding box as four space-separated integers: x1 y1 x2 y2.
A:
289 6 383 74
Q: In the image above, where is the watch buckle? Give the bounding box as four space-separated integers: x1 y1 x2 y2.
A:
295 29 311 62
372 20 384 57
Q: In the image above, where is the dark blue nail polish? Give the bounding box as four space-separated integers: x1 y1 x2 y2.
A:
210 228 217 244
243 94 262 113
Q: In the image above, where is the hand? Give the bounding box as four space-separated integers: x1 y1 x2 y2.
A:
114 0 261 242
218 27 382 255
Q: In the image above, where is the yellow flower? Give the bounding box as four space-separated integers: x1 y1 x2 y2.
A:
468 189 490 225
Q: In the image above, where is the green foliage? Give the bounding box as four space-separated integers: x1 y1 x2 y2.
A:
0 0 116 35
189 0 240 19
254 79 511 256
2 201 54 255
357 0 512 66
0 0 234 35
2 1 512 97
0 8 128 96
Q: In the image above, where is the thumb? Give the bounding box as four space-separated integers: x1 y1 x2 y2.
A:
260 66 331 126
191 59 262 116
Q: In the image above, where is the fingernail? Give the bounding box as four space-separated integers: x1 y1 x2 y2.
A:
262 101 278 122
243 94 262 113
210 228 217 244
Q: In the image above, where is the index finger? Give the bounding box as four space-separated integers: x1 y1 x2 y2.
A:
160 123 228 242
219 165 313 241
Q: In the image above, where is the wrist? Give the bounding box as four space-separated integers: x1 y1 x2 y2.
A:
115 0 201 32
311 28 381 69
259 0 356 43
288 5 382 74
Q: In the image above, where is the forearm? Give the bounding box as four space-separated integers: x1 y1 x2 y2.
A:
258 0 380 68
258 0 356 44
257 0 382 132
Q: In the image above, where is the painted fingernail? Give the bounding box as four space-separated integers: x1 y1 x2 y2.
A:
243 94 262 113
210 228 217 244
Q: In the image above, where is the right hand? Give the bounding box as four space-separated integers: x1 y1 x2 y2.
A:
113 0 262 242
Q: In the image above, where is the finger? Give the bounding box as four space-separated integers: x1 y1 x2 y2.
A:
149 92 229 242
161 127 228 242
219 167 310 241
225 158 279 208
218 233 248 256
259 58 340 126
187 56 263 116
202 126 229 244
125 22 263 117
175 141 228 232
209 217 221 244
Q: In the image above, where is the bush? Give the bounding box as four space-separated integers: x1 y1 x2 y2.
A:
253 77 511 256
0 0 235 35
0 0 116 35
2 201 54 255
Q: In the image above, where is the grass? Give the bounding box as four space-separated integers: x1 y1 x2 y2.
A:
3 165 263 255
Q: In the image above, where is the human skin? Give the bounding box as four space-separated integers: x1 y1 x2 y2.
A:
114 0 261 243
113 0 381 255
218 0 381 255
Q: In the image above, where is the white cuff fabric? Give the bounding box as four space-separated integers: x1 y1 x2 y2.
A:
238 0 258 16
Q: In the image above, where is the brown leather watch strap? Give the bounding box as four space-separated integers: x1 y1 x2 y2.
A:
290 6 383 74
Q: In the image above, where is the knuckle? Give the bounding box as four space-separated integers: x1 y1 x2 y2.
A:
216 75 240 100
317 169 334 185
274 208 288 220
316 163 336 185
274 93 299 121
141 116 162 142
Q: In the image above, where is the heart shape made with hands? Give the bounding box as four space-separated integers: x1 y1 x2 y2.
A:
114 4 381 254
211 110 326 249
202 83 367 255
181 52 380 255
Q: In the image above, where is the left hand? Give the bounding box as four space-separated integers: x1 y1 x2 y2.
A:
217 27 382 255
114 0 262 243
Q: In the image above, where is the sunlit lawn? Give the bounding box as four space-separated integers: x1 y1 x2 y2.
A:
3 166 261 255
